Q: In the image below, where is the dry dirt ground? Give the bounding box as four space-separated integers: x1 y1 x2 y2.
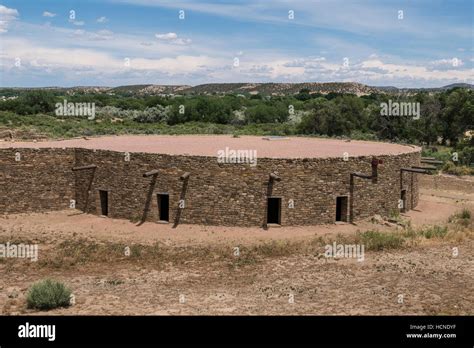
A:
0 176 473 315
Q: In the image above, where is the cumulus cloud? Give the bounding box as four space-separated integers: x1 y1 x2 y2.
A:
97 16 108 23
1 37 220 76
155 32 191 45
0 5 19 33
42 11 56 18
155 32 177 40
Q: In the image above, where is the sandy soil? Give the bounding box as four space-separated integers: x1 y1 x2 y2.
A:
0 135 419 158
0 178 472 316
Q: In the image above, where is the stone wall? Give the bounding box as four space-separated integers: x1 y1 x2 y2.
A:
73 148 420 226
1 147 420 226
0 148 75 214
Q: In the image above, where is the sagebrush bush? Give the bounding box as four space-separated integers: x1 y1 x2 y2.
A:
26 279 71 310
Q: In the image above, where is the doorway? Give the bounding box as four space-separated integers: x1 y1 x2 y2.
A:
400 189 407 212
157 194 169 222
99 190 108 216
336 196 348 222
267 197 281 224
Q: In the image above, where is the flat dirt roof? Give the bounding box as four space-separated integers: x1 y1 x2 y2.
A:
0 135 420 158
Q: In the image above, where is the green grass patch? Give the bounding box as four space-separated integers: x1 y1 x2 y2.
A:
357 230 405 251
419 225 448 239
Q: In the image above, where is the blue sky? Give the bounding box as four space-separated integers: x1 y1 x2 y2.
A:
0 0 472 87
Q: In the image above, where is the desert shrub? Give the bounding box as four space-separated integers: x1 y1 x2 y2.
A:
449 209 472 227
420 225 448 239
357 230 404 251
459 209 471 219
27 279 71 310
442 161 474 176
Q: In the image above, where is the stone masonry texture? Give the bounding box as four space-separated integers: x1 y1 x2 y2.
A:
1 147 420 226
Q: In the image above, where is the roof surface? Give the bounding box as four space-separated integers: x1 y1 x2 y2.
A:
0 135 420 158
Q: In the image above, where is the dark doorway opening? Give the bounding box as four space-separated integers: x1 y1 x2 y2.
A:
401 189 407 212
157 194 169 222
99 190 108 216
336 196 348 222
267 197 281 224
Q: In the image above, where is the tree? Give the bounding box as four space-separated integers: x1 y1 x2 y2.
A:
20 91 56 114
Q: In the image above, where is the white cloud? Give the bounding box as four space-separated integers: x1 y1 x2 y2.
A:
1 37 221 76
71 29 113 41
0 5 19 33
43 11 56 18
69 20 85 26
91 29 114 41
360 58 471 81
155 32 177 40
155 32 191 45
97 16 108 23
430 58 464 68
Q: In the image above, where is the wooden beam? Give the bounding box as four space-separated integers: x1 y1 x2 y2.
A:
401 167 428 174
269 173 281 181
412 165 437 171
143 169 159 177
421 159 443 165
180 172 191 180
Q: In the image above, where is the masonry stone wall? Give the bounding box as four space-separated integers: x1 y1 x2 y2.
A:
0 148 75 214
1 147 420 226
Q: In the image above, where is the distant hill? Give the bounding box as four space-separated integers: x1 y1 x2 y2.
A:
440 83 473 90
373 83 473 94
110 84 191 95
0 82 472 97
184 82 378 96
